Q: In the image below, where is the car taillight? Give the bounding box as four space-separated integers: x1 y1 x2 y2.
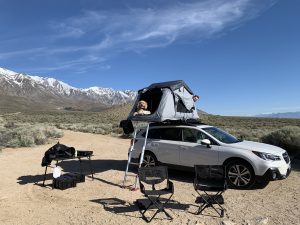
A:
130 139 138 145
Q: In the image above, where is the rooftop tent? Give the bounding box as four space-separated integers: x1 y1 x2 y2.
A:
127 80 199 122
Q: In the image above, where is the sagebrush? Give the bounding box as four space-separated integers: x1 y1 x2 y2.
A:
261 126 300 155
0 123 63 148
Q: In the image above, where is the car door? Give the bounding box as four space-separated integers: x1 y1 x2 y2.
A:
179 128 219 167
155 127 181 165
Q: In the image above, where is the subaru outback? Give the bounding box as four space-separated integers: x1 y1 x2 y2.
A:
130 124 291 189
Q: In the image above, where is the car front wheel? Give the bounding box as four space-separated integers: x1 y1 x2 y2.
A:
226 160 255 189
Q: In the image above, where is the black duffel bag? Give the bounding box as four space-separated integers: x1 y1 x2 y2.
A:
41 142 75 167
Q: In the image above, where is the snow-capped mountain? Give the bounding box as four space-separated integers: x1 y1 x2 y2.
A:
0 67 137 111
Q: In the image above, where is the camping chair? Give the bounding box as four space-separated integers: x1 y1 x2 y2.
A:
194 165 227 217
137 166 174 222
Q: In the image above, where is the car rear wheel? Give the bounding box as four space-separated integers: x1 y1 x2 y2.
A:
141 152 158 167
226 160 255 189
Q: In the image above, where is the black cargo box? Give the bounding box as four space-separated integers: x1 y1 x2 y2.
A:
53 175 77 190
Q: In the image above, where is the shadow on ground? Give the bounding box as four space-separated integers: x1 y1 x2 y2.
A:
17 158 197 187
17 158 300 190
90 197 190 220
17 159 127 186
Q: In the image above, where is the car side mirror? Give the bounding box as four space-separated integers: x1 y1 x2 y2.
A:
201 139 211 148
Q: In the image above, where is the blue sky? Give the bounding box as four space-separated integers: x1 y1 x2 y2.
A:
0 0 299 116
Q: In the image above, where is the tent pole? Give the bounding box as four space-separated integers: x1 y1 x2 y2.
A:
133 122 150 190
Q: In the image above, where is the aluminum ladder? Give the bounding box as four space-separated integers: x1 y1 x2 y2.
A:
122 123 150 190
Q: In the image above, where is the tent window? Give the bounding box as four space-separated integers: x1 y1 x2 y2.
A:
177 99 190 113
138 88 163 114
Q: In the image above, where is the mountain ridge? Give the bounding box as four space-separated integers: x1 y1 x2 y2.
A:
0 67 137 112
255 111 300 119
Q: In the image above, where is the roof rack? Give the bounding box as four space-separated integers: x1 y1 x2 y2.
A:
150 119 206 127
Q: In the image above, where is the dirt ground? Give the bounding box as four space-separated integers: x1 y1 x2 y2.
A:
0 131 299 225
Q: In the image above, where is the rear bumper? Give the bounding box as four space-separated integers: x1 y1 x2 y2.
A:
256 166 291 182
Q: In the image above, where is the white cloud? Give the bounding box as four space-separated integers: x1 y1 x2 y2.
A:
0 47 46 59
54 0 255 46
1 0 275 73
50 22 85 39
47 0 275 58
24 55 108 74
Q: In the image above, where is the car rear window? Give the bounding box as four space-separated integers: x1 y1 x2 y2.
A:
141 128 161 139
160 128 181 141
142 127 181 141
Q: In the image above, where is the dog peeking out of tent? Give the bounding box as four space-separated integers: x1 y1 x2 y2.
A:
133 100 151 116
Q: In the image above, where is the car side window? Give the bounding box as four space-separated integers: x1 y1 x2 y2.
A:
196 131 210 143
182 128 197 143
142 128 161 139
183 128 210 144
160 128 182 141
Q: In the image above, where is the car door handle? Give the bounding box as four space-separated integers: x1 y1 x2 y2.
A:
179 146 188 150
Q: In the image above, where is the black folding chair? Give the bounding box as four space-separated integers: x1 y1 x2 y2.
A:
194 165 227 217
137 166 174 223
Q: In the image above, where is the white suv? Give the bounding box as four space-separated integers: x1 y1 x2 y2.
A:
130 123 291 189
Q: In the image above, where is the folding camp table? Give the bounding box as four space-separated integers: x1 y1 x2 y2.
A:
42 154 94 186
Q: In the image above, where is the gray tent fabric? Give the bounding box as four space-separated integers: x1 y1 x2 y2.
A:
127 80 199 122
174 86 194 111
145 80 194 94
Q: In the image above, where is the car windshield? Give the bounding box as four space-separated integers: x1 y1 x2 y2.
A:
202 127 241 144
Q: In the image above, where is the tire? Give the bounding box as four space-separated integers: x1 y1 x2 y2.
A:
226 160 255 189
141 152 158 167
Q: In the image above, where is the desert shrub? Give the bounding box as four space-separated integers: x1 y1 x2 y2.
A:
6 137 21 148
0 124 63 148
0 130 13 147
43 126 63 138
4 121 16 129
0 117 5 126
33 129 47 145
19 134 35 147
261 126 300 155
